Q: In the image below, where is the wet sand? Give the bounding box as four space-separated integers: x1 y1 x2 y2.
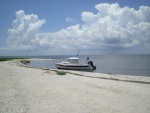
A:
0 60 150 113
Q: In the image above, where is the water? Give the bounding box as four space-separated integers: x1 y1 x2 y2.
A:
26 55 150 77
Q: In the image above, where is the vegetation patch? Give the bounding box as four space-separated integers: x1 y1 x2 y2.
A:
0 58 30 63
54 70 67 75
0 58 19 62
0 58 28 62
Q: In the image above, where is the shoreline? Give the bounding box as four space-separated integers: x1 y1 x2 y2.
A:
19 59 150 84
24 57 150 77
0 59 150 113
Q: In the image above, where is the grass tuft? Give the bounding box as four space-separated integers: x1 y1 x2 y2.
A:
54 70 67 75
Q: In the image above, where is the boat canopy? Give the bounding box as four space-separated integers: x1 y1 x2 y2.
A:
68 57 79 60
67 57 79 64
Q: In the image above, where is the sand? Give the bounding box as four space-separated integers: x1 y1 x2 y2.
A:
0 60 150 113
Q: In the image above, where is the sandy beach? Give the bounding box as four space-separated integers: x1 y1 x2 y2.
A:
0 60 150 113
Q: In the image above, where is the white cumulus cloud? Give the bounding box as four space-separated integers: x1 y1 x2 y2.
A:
6 3 150 53
80 3 150 50
7 10 46 50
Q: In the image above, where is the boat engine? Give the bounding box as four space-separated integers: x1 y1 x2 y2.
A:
88 60 96 70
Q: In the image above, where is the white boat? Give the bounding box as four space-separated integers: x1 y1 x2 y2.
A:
55 57 96 71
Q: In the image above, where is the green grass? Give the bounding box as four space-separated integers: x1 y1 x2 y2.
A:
0 58 16 62
54 70 67 75
0 58 27 62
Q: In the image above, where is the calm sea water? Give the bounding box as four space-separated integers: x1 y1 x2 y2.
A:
26 55 150 77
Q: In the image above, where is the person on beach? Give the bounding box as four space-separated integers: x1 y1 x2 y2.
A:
86 57 90 64
86 57 96 70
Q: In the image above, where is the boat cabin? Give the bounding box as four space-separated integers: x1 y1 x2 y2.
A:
67 57 79 64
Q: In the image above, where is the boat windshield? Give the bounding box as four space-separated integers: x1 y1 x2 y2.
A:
68 59 79 64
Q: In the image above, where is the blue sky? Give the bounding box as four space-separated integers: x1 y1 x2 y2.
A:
0 0 150 56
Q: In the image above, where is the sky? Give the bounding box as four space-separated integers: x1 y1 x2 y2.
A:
0 0 150 56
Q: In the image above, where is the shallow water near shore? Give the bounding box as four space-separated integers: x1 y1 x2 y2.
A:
25 54 150 77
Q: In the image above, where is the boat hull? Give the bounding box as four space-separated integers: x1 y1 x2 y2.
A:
55 63 93 71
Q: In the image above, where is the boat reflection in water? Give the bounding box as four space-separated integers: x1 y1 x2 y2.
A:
55 57 96 71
